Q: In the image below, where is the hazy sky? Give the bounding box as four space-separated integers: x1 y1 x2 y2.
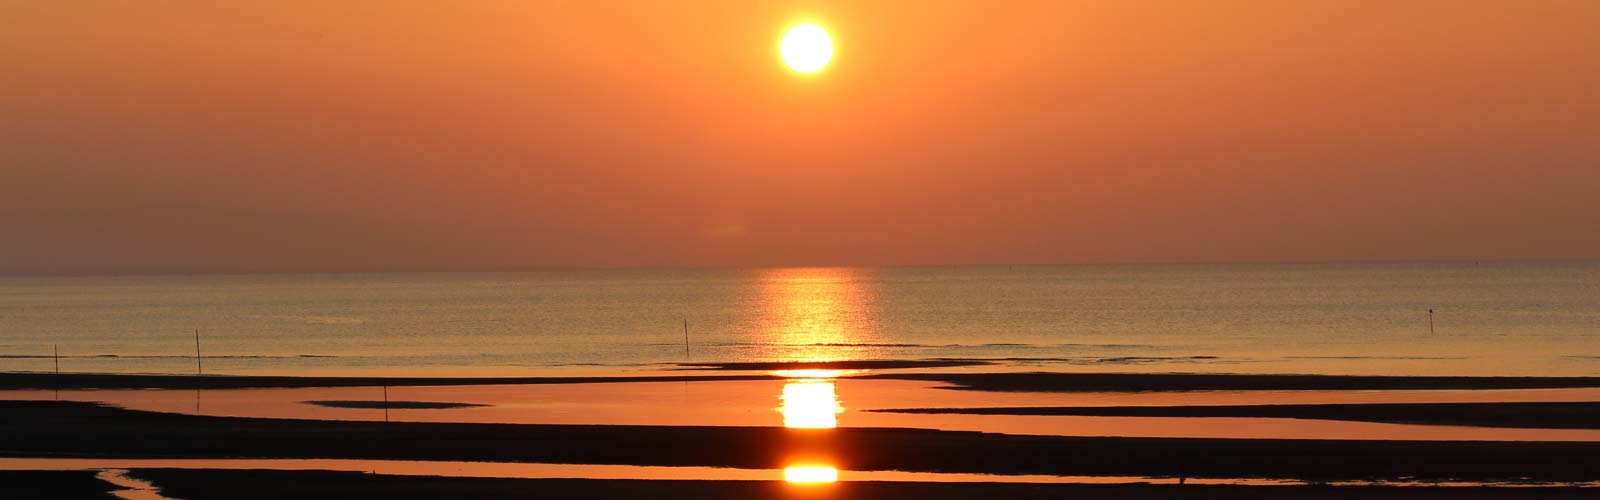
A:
3 1 1598 274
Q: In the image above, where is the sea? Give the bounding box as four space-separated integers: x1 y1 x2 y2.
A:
1 261 1596 377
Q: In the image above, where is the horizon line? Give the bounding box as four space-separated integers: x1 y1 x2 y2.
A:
3 257 1596 279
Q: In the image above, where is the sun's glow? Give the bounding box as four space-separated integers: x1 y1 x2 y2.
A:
779 379 843 428
784 465 839 483
771 369 849 379
780 24 833 73
755 267 879 358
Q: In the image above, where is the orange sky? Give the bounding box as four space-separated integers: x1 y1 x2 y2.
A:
2 1 1598 273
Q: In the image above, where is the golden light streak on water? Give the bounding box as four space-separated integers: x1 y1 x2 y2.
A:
783 465 839 483
755 267 880 361
779 378 843 428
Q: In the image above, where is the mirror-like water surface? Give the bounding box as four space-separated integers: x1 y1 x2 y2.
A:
4 263 1597 377
5 378 1599 442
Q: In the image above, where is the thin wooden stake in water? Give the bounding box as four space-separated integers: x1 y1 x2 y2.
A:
1428 309 1435 334
383 385 390 423
682 318 690 360
194 329 204 375
53 344 60 401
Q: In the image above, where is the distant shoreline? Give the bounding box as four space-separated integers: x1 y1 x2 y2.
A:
4 258 1596 279
5 369 1600 392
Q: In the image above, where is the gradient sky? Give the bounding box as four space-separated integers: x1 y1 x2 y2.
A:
3 1 1598 274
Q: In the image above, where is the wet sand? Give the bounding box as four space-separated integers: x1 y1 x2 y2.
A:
5 401 1598 482
10 371 1600 444
130 469 1600 499
7 370 1600 391
304 400 488 409
871 402 1600 429
0 470 116 500
12 381 1600 441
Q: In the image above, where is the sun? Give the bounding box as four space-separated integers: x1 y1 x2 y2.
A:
780 24 833 73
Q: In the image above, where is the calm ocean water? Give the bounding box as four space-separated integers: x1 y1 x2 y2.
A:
1 262 1596 377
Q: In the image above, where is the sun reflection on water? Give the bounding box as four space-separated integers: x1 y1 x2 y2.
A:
755 268 878 361
783 465 839 483
762 269 861 484
779 377 843 429
779 373 843 483
771 368 857 379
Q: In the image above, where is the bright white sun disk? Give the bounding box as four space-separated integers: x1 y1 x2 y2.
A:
781 24 833 73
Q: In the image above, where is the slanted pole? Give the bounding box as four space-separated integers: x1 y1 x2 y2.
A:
53 344 60 400
194 329 204 375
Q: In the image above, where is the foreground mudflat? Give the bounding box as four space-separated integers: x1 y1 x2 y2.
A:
4 401 1598 483
0 470 116 500
129 469 1599 500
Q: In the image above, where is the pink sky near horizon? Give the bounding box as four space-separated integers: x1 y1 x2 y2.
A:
2 1 1598 274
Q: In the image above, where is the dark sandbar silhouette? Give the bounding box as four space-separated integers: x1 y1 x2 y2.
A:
675 359 992 371
0 470 117 499
5 401 1598 483
129 469 1600 500
869 402 1600 429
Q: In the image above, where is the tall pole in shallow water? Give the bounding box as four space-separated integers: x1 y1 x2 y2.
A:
53 344 60 401
383 385 390 423
683 318 691 360
1428 309 1435 334
194 329 203 375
